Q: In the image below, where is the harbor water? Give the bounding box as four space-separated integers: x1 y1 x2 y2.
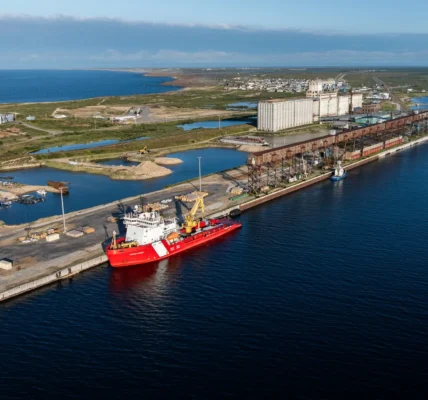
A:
2 143 428 398
31 137 149 155
178 117 256 131
411 96 428 110
0 148 247 225
0 70 179 104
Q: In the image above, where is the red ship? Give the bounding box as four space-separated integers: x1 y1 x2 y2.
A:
106 197 241 268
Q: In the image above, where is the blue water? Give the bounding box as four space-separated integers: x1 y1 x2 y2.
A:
97 158 140 167
2 143 428 399
411 96 428 110
0 70 180 104
32 136 149 155
0 148 247 225
226 101 257 110
178 117 256 131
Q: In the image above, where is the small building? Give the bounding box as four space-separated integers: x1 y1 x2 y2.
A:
0 113 15 124
0 259 13 270
362 104 381 114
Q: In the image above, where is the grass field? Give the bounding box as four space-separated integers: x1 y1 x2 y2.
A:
344 69 428 92
1 68 425 169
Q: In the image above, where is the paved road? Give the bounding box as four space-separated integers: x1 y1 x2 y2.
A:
0 167 248 291
371 75 408 112
18 121 63 135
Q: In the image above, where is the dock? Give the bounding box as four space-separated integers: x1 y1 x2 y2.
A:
1 135 428 302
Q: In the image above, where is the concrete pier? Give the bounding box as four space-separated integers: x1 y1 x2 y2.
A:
1 135 428 302
0 255 107 302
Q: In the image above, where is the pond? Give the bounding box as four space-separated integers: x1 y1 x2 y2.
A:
411 96 428 110
96 159 140 167
177 117 256 131
31 137 149 155
0 148 247 225
226 101 257 110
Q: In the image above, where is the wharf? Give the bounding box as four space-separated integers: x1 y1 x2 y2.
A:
1 135 428 302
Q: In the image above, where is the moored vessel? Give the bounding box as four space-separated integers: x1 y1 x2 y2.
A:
330 161 347 181
106 197 242 268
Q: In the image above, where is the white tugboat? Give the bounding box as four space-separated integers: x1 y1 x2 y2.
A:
330 161 347 181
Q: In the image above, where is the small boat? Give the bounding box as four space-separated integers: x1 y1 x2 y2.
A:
331 161 347 181
36 190 47 196
0 201 12 207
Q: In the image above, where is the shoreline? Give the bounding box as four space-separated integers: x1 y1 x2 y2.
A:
1 135 428 302
0 69 182 106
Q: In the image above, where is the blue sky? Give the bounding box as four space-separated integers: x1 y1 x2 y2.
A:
1 1 428 67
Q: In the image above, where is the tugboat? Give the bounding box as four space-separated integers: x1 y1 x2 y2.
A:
330 161 347 181
106 196 242 268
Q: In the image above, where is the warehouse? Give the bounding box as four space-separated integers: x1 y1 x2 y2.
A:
258 93 364 132
257 98 313 132
0 113 15 124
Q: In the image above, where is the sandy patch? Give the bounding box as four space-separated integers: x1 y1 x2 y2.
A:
237 144 265 153
110 161 172 180
0 190 17 201
1 184 61 195
154 157 183 165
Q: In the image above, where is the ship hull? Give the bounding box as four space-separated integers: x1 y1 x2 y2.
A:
106 220 241 268
330 171 347 181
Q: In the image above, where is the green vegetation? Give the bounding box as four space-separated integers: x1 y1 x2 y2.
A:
345 68 428 92
381 102 397 112
0 98 101 118
0 68 424 172
0 121 254 164
102 87 302 109
258 123 331 136
30 118 113 131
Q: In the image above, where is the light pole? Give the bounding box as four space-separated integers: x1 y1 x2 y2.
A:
198 156 202 192
60 188 67 233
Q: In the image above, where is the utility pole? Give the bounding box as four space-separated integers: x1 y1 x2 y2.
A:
198 157 202 192
60 188 67 233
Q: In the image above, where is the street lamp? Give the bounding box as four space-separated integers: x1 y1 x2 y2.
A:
198 156 202 192
60 188 67 233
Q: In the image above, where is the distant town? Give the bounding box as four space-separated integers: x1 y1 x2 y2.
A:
223 76 346 93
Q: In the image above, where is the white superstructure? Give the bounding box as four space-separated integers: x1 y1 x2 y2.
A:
123 211 177 245
333 161 345 178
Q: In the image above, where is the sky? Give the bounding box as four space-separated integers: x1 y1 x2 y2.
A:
1 0 428 68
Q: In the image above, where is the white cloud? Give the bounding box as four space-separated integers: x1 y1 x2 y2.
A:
0 13 422 36
86 48 428 66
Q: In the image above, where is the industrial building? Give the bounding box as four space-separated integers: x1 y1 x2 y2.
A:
0 113 15 124
257 98 313 132
258 93 363 132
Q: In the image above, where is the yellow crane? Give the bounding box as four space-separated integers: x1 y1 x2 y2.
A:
139 146 150 154
183 196 205 234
